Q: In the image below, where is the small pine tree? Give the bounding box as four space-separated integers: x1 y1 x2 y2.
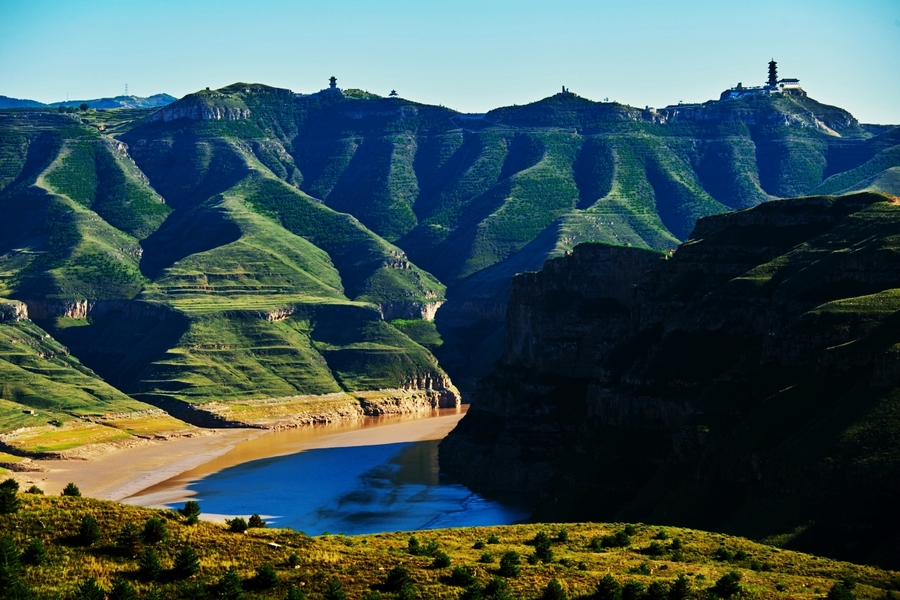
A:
108 578 138 600
479 551 495 563
360 591 381 600
256 563 279 589
138 547 162 582
449 566 477 587
623 581 646 600
396 583 416 600
407 535 421 555
540 579 567 600
533 531 554 562
179 500 201 525
0 534 22 589
484 576 513 600
557 527 569 543
248 513 267 528
227 517 249 533
711 571 742 599
287 552 300 567
142 516 168 544
287 586 308 600
384 566 413 592
323 577 348 600
20 538 47 566
78 515 101 546
61 482 81 497
498 550 521 577
116 521 142 558
461 582 484 600
172 544 200 579
596 574 623 600
646 580 669 600
73 577 106 600
25 485 43 495
218 566 243 600
0 479 20 514
826 577 858 600
668 574 691 600
487 533 500 544
432 550 451 568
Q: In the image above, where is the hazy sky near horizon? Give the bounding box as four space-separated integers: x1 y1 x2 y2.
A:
2 0 899 123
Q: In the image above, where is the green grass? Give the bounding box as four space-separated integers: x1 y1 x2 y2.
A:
1 494 898 600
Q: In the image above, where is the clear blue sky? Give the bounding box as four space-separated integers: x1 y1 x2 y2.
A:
2 0 899 123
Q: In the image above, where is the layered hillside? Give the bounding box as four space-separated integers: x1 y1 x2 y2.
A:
440 192 900 568
0 83 898 439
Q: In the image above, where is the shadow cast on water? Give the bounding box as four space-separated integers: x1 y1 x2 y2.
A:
172 440 529 535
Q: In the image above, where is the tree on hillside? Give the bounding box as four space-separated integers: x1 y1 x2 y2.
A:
0 478 21 514
78 515 101 546
62 482 81 497
179 500 201 525
172 544 200 579
79 103 89 112
596 574 623 600
142 516 168 544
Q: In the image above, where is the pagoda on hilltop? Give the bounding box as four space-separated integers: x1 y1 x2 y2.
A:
719 59 806 101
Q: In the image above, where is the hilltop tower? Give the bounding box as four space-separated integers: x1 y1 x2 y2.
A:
329 76 337 89
767 60 778 88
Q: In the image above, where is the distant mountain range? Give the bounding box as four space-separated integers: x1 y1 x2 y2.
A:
0 93 176 109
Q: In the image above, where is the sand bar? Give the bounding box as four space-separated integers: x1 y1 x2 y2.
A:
11 407 466 506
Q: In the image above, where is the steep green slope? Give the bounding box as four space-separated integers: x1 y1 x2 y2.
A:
440 192 900 568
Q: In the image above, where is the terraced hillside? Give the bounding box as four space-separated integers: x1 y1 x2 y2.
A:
0 84 897 436
440 192 900 568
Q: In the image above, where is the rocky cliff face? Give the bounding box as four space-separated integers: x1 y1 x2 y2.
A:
440 192 900 569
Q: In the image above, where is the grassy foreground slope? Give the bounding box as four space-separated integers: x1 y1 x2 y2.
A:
1 492 898 600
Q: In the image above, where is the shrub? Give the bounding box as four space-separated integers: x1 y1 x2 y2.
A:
601 531 632 548
396 583 416 600
623 524 638 536
248 513 267 528
408 535 421 555
432 550 451 568
540 578 567 600
61 482 81 497
78 515 101 546
0 479 20 514
473 541 486 550
255 563 279 589
668 574 691 600
711 571 742 599
116 522 142 558
646 581 669 600
596 574 622 600
323 577 348 600
179 501 201 525
461 582 484 600
629 562 651 576
138 547 162 582
227 517 249 534
218 566 243 600
73 577 105 600
557 527 569 543
142 516 168 544
21 539 47 566
734 549 748 561
479 551 495 563
172 544 200 579
826 577 857 600
0 534 22 588
645 541 666 556
108 578 138 600
485 576 513 600
588 537 604 552
487 533 500 544
669 538 683 551
384 566 413 592
288 552 301 567
25 485 43 494
623 581 646 600
714 547 735 562
532 531 553 562
654 529 669 540
498 550 521 577
449 566 477 587
361 592 381 600
287 587 308 600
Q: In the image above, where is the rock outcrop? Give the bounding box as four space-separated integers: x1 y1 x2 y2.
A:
440 192 900 569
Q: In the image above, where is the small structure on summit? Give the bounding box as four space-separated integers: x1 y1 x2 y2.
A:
389 90 398 98
329 76 338 89
719 59 806 100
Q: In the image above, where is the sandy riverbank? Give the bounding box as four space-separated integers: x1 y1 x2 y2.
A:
8 408 466 506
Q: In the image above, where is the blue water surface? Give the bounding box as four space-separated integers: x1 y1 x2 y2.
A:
171 439 529 535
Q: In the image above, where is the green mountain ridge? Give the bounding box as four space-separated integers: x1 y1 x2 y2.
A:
0 82 897 431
